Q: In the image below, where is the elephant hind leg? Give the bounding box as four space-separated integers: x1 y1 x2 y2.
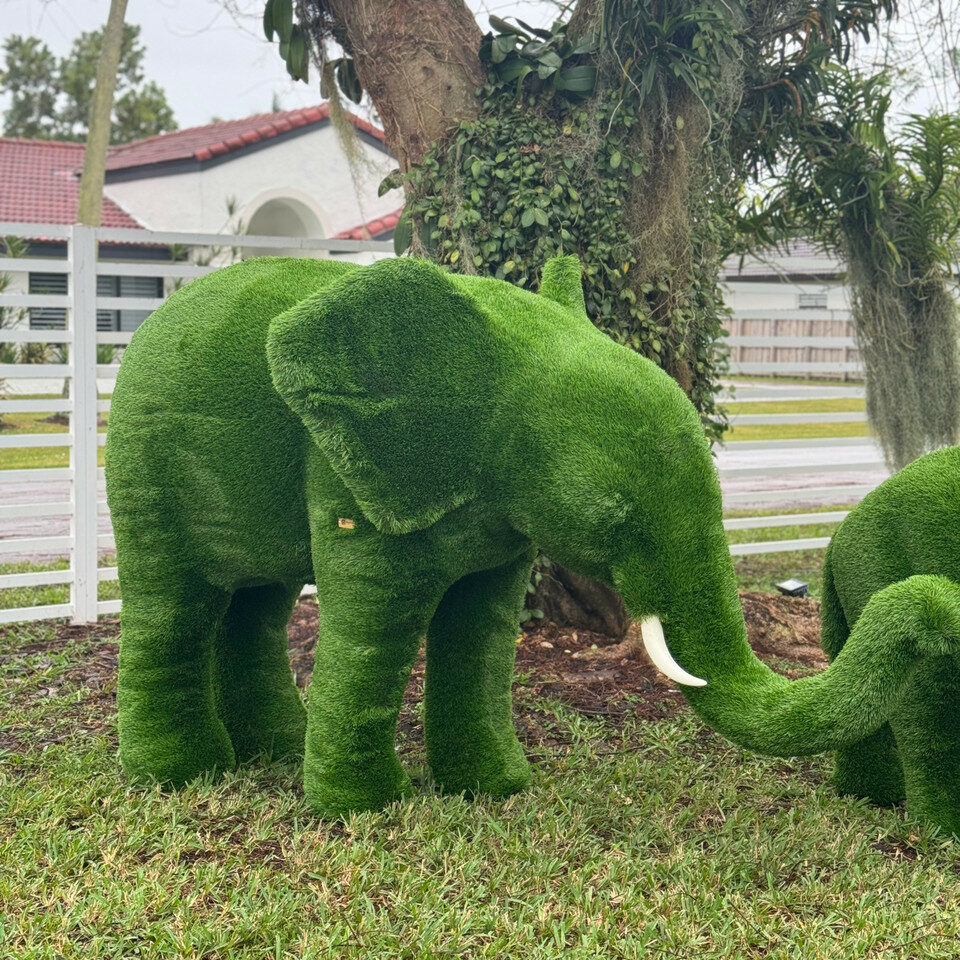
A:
424 548 537 799
118 578 235 786
213 581 307 764
832 724 906 806
821 554 905 805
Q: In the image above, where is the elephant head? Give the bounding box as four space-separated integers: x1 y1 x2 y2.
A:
267 255 960 760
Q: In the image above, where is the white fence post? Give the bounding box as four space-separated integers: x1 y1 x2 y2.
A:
70 223 99 624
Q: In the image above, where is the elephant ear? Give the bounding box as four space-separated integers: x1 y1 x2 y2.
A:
266 258 498 534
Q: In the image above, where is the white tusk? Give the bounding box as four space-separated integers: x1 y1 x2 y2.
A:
640 616 707 687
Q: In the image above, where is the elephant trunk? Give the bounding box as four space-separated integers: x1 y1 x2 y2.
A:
617 555 960 757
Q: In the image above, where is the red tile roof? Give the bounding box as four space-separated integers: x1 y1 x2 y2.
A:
333 207 404 241
0 103 388 231
0 138 142 228
105 104 385 172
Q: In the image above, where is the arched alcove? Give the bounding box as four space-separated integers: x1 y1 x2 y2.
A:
246 196 324 256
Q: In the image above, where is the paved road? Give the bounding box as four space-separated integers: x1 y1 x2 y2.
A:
719 436 887 510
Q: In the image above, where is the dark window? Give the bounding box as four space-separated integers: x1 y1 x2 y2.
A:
28 272 162 331
97 274 163 331
28 272 67 329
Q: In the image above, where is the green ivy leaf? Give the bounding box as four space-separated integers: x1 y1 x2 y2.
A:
263 0 276 41
392 212 413 256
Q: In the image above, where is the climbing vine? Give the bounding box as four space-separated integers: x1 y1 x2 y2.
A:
390 15 738 442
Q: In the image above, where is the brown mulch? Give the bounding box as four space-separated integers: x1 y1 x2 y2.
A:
1 590 825 755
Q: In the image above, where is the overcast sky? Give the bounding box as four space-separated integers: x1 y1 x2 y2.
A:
1 0 956 132
0 0 562 129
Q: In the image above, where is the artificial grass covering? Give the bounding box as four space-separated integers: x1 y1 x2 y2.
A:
106 255 960 834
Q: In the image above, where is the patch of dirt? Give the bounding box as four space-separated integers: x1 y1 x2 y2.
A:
0 590 825 755
740 591 825 673
871 838 919 862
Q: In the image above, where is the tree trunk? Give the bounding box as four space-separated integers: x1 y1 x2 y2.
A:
567 0 603 40
77 0 128 226
533 565 630 638
321 0 484 169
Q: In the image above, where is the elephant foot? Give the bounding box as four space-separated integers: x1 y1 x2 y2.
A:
119 710 236 788
891 659 960 837
303 753 413 818
832 724 905 806
429 739 532 799
220 688 307 765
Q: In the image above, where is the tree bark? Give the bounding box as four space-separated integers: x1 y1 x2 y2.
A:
567 0 603 40
533 565 630 638
77 0 128 226
320 0 485 169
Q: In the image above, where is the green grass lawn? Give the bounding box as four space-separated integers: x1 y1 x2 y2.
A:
734 550 827 598
3 616 960 958
724 504 857 598
0 557 119 610
0 407 108 470
724 396 869 442
725 397 866 415
726 421 869 442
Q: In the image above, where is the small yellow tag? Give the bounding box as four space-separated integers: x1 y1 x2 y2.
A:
337 517 356 530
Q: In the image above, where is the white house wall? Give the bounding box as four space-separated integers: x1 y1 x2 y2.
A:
723 279 850 313
103 124 401 237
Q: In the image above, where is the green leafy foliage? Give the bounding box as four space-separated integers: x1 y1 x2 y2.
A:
0 26 177 144
264 0 317 85
479 16 598 99
602 0 747 110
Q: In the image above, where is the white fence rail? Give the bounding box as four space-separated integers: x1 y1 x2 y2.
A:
0 221 391 625
1 224 878 623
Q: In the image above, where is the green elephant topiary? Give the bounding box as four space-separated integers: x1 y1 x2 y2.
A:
106 255 960 832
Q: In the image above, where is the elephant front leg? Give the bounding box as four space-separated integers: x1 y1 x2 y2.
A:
304 583 434 818
891 658 960 837
832 725 905 806
424 549 536 798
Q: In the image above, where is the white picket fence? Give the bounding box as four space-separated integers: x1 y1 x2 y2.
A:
0 221 392 625
0 223 881 624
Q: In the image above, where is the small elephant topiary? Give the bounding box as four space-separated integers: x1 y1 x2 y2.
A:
106 255 960 830
818 446 960 835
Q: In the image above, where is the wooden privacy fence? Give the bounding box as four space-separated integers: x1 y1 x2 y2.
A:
726 308 862 378
1 223 880 623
